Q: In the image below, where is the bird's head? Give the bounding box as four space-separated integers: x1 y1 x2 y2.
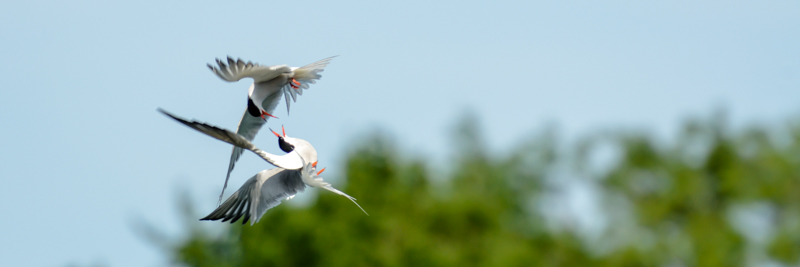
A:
270 126 318 164
271 125 295 153
247 84 278 121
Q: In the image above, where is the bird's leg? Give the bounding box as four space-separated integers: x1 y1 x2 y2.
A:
260 110 278 120
289 78 300 89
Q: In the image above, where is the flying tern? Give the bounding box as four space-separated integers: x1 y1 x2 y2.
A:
158 109 367 225
208 56 335 205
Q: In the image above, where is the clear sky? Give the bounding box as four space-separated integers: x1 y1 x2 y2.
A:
1 1 798 266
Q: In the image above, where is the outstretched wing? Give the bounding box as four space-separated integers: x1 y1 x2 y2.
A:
282 56 337 114
227 108 266 175
157 108 304 170
201 168 306 225
218 108 266 205
208 56 292 83
219 91 284 205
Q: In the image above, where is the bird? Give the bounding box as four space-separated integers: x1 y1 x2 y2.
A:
208 56 336 205
158 108 367 225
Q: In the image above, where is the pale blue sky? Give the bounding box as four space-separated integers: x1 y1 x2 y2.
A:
1 1 798 266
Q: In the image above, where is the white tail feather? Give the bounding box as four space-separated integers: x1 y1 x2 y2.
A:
293 56 337 81
300 162 368 215
321 184 369 216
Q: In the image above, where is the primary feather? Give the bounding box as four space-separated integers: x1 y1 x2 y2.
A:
157 108 304 170
208 56 292 83
202 168 306 225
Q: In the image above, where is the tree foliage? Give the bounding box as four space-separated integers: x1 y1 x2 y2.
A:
147 114 800 266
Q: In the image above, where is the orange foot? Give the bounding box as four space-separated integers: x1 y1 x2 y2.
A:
289 78 300 89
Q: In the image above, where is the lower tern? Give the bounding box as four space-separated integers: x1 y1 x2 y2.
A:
158 109 367 225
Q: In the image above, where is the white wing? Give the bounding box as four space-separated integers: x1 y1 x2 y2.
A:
158 109 304 170
208 56 292 83
201 168 306 225
282 56 337 114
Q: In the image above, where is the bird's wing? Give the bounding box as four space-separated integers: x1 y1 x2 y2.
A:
208 56 292 83
219 108 267 205
218 90 283 205
300 163 368 215
201 168 306 225
281 56 337 114
158 108 304 170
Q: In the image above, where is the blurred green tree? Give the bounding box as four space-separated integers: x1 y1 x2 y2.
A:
141 112 800 266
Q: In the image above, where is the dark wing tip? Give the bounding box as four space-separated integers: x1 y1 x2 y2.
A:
157 108 195 127
156 108 173 118
199 212 219 221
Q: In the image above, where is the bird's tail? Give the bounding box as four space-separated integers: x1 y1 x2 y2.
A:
283 56 337 114
293 56 337 83
320 184 369 216
300 162 368 215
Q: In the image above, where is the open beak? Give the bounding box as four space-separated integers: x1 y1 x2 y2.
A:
270 126 287 138
270 128 282 138
260 111 277 120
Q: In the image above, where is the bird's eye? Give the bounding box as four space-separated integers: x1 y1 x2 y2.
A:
278 137 294 153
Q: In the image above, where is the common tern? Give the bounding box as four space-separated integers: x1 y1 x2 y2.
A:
158 109 367 225
208 56 335 205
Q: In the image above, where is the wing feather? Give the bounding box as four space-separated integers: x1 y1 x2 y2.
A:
240 201 252 225
201 169 306 225
157 109 304 170
218 108 268 205
208 56 292 83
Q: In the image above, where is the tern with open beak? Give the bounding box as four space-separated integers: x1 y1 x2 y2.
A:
208 56 335 205
158 109 367 225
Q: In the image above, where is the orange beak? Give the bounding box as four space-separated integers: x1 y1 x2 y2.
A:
270 128 281 138
281 125 286 137
260 111 277 120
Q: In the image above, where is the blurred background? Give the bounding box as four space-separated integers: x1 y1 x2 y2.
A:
1 1 799 266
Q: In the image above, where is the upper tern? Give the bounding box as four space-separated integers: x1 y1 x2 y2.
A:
158 109 367 225
208 56 335 205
